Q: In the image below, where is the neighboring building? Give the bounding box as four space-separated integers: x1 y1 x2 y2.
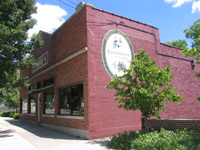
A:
20 3 200 139
0 102 15 112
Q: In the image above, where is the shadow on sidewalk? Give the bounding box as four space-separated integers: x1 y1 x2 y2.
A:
86 139 110 149
0 129 15 138
4 118 82 141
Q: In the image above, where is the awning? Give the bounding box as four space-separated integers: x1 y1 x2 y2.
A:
27 84 54 94
40 84 54 90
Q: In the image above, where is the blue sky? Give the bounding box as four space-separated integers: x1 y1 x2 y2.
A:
34 0 200 47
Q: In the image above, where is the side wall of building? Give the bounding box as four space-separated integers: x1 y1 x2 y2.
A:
86 6 200 139
86 7 159 139
158 43 200 119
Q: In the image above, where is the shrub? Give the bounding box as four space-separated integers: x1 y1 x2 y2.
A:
131 128 200 150
13 113 19 119
108 131 141 150
109 128 200 150
0 111 14 117
0 111 19 119
131 129 185 150
9 111 16 118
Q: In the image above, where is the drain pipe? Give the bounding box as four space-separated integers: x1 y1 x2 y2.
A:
115 22 199 64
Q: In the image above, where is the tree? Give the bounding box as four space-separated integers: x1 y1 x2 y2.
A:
166 39 188 49
106 50 183 132
184 19 200 48
0 0 43 90
0 71 20 112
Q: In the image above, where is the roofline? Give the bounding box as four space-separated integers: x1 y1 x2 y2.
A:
39 30 52 36
160 42 183 50
39 4 159 36
90 6 158 30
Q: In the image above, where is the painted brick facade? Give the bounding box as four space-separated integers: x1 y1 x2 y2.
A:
20 4 200 139
20 7 89 137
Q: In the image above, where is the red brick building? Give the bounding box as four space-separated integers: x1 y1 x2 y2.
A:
20 3 200 139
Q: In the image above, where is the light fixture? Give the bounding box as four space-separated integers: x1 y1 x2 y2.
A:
192 60 197 66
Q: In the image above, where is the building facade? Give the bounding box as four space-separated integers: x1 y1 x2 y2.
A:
20 3 200 139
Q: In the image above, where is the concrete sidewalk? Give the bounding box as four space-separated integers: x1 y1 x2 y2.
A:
0 117 111 150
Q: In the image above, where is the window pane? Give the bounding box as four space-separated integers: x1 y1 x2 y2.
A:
22 98 28 113
59 84 84 116
44 78 54 87
29 94 36 113
44 92 54 114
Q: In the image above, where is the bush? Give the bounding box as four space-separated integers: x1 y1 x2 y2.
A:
0 111 19 119
108 130 143 150
131 129 185 150
0 111 14 117
108 128 200 150
13 113 19 119
9 111 16 118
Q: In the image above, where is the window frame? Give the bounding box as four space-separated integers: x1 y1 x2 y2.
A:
28 93 36 114
58 83 84 116
43 78 55 115
20 98 28 114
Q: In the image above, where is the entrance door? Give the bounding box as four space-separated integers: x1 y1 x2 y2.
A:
37 93 41 123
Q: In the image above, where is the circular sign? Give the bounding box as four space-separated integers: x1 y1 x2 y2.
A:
102 30 134 78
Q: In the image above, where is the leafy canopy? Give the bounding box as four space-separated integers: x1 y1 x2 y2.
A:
0 71 19 110
106 50 183 119
184 19 200 48
166 39 188 49
0 0 43 89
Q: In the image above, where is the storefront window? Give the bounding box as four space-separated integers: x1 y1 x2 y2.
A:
43 78 54 115
44 92 54 114
29 94 36 114
21 98 28 113
59 84 84 116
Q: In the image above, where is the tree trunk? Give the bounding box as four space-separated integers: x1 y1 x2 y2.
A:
145 116 148 133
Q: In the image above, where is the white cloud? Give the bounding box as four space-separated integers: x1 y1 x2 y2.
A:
192 0 200 13
165 0 192 7
28 2 67 37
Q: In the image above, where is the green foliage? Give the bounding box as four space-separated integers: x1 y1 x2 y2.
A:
108 131 140 150
131 128 200 150
0 111 15 117
181 36 200 61
108 129 200 150
0 71 20 109
184 19 200 48
0 111 19 119
166 39 188 49
13 113 19 119
0 0 43 92
106 50 183 120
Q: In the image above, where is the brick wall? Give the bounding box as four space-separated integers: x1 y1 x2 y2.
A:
20 4 200 139
20 7 88 131
147 119 200 132
86 6 200 139
86 6 157 139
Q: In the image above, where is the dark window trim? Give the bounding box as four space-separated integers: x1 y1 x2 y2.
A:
58 83 84 116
